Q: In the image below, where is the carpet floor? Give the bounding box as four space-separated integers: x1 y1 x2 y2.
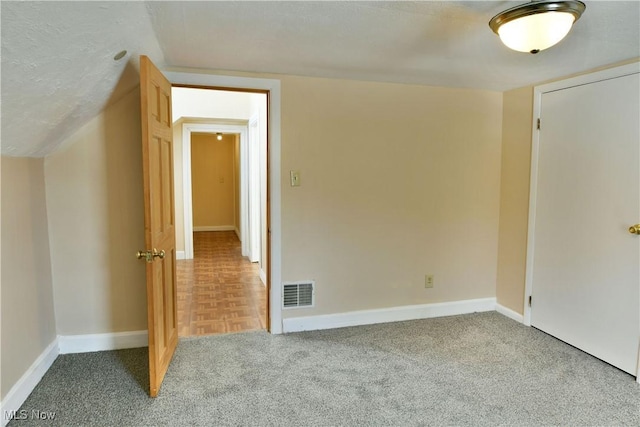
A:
9 312 640 426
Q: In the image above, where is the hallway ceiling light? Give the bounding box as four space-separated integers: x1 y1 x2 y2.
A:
489 1 586 54
216 133 223 140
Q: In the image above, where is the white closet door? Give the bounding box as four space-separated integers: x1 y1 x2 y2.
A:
531 72 639 375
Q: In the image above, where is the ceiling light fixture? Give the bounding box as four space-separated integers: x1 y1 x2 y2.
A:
489 1 585 54
216 133 223 141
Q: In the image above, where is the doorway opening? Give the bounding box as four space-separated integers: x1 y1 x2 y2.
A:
171 86 269 337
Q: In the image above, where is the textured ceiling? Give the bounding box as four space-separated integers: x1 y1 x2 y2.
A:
1 1 164 157
2 1 639 157
150 1 639 90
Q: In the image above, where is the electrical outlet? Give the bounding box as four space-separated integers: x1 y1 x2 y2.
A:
425 274 434 288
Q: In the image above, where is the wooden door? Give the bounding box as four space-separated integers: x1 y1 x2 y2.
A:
530 70 639 375
139 55 178 396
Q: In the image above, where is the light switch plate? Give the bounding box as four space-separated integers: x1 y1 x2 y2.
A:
425 274 434 288
290 170 301 187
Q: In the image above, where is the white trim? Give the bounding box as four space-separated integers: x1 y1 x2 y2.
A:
181 122 249 260
176 250 186 260
240 124 250 259
247 113 261 263
58 331 148 354
282 298 496 333
259 268 267 286
524 77 543 327
166 71 283 334
495 303 524 323
193 225 235 232
524 62 640 327
637 347 640 383
234 227 241 240
182 124 194 260
533 62 640 94
1 339 59 427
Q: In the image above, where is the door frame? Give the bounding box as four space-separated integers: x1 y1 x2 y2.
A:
524 61 640 326
523 62 640 381
181 122 249 260
248 113 261 264
166 71 283 334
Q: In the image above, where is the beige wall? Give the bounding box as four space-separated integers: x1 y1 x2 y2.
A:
191 133 236 228
495 87 533 315
1 157 56 399
44 88 147 335
280 76 503 316
42 71 503 332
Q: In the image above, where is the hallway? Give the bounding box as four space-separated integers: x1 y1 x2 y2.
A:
176 231 267 336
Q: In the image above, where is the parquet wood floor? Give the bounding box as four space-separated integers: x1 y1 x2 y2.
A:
177 231 266 337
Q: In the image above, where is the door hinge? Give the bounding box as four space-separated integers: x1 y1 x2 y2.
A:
537 118 541 130
528 295 532 307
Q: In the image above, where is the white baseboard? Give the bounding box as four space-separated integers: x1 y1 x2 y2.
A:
234 227 241 240
637 349 640 384
1 339 59 427
58 330 148 354
176 250 186 260
495 303 525 323
283 298 496 333
193 226 235 232
259 268 267 286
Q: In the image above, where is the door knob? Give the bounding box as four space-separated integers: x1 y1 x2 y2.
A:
629 224 640 235
136 248 165 262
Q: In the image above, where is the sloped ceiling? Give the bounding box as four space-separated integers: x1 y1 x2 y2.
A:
1 1 164 157
2 1 639 157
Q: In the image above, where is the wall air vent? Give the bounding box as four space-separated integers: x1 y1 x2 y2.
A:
282 281 315 309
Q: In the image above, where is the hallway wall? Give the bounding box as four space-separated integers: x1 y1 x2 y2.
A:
41 72 502 333
191 133 236 229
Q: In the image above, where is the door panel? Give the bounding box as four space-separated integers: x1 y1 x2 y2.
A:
140 55 178 397
531 72 639 375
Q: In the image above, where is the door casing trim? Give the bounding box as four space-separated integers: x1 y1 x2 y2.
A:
165 71 283 334
181 122 249 260
525 61 640 326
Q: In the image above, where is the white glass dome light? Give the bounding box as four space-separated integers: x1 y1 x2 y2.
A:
489 1 586 54
498 12 576 52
